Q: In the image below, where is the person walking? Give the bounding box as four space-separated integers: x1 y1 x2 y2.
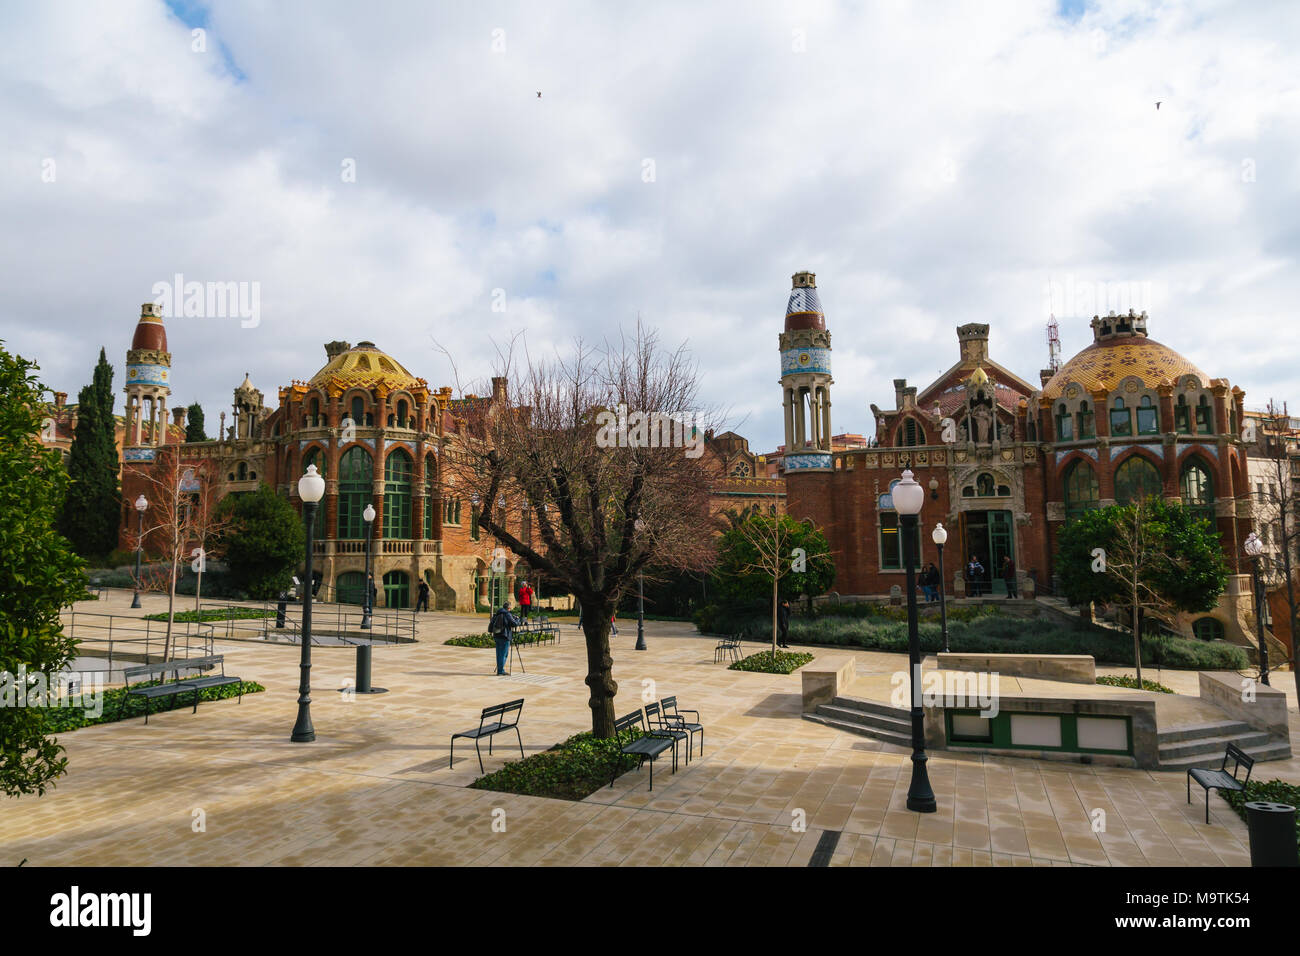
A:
1002 556 1018 599
488 599 521 676
366 573 378 612
517 579 534 620
777 598 791 648
923 563 940 603
966 556 984 598
416 579 430 612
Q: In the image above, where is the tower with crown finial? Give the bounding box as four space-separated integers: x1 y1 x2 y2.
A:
778 272 833 470
123 303 172 461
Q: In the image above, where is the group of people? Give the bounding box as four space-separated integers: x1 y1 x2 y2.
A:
915 555 1018 600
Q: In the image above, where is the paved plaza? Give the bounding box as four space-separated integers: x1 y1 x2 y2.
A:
5 590 1299 867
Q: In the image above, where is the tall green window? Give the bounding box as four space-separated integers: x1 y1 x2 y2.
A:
1077 401 1095 439
337 445 373 539
1056 403 1073 441
1063 459 1099 520
1175 395 1191 434
384 449 413 539
303 448 327 538
1115 456 1162 505
879 511 921 570
1136 395 1159 434
1180 457 1215 524
423 455 436 538
1110 397 1132 437
1196 395 1213 434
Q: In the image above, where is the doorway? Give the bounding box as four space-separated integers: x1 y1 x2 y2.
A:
962 510 1014 596
383 570 409 609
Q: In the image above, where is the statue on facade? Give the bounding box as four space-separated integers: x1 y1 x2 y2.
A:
972 404 992 445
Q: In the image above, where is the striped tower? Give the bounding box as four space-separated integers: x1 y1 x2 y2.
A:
123 303 172 461
778 271 833 470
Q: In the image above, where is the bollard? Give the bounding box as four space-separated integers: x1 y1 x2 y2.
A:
356 644 372 694
275 599 287 629
1245 801 1298 867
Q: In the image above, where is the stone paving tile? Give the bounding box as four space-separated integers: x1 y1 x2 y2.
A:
8 592 1293 866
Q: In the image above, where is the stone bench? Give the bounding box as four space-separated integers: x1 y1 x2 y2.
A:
935 652 1096 685
801 656 856 712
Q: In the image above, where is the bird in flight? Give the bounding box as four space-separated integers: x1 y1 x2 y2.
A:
537 91 542 98
1155 101 1162 109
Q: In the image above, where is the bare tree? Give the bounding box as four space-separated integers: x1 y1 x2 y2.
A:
1250 400 1300 703
1096 501 1174 690
445 324 720 737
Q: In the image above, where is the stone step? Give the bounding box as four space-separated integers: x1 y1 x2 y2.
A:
1158 731 1275 761
1157 739 1292 771
803 713 913 750
1157 720 1256 744
830 696 911 720
816 704 912 735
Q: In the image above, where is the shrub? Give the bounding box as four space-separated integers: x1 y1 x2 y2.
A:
446 632 550 648
1222 780 1300 850
36 679 264 733
729 650 814 674
1096 674 1174 694
470 728 646 800
143 607 274 623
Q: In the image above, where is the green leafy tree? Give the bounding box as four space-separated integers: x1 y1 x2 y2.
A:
185 403 208 442
712 507 835 652
57 348 120 560
217 484 305 599
0 342 84 796
1056 498 1228 686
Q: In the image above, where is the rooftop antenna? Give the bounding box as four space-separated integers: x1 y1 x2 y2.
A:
1047 313 1062 373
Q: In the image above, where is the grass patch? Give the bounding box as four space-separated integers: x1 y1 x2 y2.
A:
1222 780 1300 850
445 632 551 648
469 728 647 800
143 607 276 623
37 679 264 733
1097 674 1175 694
729 650 814 674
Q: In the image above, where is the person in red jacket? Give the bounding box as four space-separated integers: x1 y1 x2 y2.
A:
517 580 535 620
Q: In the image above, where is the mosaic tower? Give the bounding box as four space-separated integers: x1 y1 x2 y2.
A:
778 271 833 470
123 303 171 461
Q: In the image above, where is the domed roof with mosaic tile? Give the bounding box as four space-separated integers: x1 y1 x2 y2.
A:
306 341 427 393
1040 311 1208 401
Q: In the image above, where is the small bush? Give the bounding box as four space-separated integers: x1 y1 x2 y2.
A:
143 607 275 623
37 679 264 733
470 728 646 800
1096 674 1174 694
446 632 550 648
1222 780 1300 850
729 650 815 674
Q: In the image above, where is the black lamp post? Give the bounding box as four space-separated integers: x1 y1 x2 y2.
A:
894 469 936 813
292 464 325 743
1245 532 1270 685
933 521 949 654
361 503 375 629
130 494 147 609
635 519 647 650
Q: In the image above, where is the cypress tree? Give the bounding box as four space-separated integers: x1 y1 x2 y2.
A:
185 402 208 442
58 348 121 560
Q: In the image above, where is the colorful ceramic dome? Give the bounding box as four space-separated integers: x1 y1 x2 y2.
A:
130 303 168 352
306 341 426 393
1041 313 1208 400
784 271 825 332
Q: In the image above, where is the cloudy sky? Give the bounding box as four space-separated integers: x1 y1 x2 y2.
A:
2 0 1297 450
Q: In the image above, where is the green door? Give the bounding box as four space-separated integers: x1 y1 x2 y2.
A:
383 570 409 609
988 511 1014 595
337 571 366 606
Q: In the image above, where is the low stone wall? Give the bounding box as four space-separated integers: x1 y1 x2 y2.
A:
1199 671 1290 740
801 656 856 712
936 652 1096 685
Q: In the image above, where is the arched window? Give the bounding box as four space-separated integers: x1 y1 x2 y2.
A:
1136 395 1158 434
898 418 920 447
1196 395 1213 434
1115 455 1162 505
384 450 413 539
1192 617 1224 641
1180 457 1215 524
237 461 248 481
1077 401 1095 439
337 446 373 539
397 400 409 429
976 473 995 497
349 396 364 430
962 485 975 497
1056 403 1074 441
997 484 1010 496
1175 394 1191 434
309 398 320 427
303 448 327 537
424 454 436 538
1110 397 1132 437
1063 459 1099 519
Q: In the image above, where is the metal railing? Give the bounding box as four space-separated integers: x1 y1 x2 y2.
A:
196 600 418 643
61 611 216 674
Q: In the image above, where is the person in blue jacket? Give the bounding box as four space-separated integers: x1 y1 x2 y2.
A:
488 599 521 676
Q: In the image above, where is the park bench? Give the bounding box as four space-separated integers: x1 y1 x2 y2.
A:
515 617 559 646
450 698 525 773
610 709 678 791
118 655 243 725
660 695 704 758
1187 743 1255 824
646 701 692 765
714 634 742 664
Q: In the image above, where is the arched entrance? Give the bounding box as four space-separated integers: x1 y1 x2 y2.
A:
383 570 410 609
960 509 1014 596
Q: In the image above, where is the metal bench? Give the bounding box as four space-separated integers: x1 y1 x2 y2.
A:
645 700 691 765
118 655 243 725
514 619 559 646
1188 743 1255 824
660 695 704 757
610 709 678 791
714 634 742 664
451 699 525 773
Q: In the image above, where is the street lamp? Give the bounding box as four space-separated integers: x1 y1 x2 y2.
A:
1244 532 1270 686
634 519 647 651
361 503 376 629
894 469 936 813
292 464 326 743
131 495 148 609
932 521 949 653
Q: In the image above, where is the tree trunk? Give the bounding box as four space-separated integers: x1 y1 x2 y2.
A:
580 603 618 738
1132 580 1142 691
771 576 778 657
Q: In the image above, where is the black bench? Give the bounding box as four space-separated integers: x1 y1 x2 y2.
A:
646 701 691 765
610 709 678 791
1188 743 1255 824
515 618 559 646
451 699 525 773
660 695 704 758
118 655 243 725
714 634 742 664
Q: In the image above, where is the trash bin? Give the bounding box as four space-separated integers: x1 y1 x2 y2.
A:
1245 801 1299 867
